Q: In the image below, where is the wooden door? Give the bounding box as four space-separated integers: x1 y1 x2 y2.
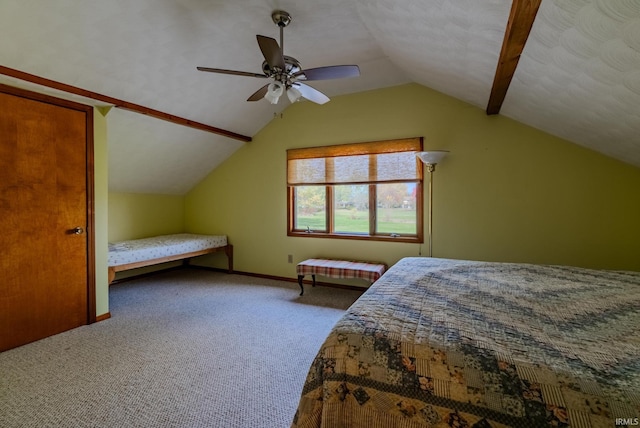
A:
0 85 95 352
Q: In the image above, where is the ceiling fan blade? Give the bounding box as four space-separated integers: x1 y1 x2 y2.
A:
293 83 330 105
197 66 267 78
294 65 360 81
247 84 270 102
256 35 285 71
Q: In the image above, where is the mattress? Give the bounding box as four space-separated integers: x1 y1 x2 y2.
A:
292 257 640 428
108 233 227 267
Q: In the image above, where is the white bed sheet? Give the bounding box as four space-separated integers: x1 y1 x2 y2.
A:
108 233 227 267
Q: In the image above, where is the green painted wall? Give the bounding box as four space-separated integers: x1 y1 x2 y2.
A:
94 109 109 318
108 192 185 242
184 83 640 278
107 192 185 282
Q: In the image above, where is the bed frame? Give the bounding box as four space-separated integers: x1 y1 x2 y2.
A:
108 244 233 284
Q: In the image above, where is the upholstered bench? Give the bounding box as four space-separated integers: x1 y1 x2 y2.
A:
296 258 387 296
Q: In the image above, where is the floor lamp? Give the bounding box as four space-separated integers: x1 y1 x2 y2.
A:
417 151 448 257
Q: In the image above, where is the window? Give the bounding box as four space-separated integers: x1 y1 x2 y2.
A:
287 138 424 242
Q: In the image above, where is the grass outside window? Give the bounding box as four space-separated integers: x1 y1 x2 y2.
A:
287 138 424 243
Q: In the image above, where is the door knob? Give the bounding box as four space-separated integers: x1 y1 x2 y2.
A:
72 227 84 235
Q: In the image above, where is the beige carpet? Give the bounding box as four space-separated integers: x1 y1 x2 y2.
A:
0 269 363 428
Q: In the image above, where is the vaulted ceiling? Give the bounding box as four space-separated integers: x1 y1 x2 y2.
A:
1 0 639 194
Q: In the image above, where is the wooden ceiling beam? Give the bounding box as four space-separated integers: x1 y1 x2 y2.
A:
486 0 541 115
0 65 252 142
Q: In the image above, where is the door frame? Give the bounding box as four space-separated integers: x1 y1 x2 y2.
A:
0 83 96 323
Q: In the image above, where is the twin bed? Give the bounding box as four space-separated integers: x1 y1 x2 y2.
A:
292 257 640 428
108 233 233 284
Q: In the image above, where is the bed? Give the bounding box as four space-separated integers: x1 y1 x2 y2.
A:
107 233 233 284
292 257 640 428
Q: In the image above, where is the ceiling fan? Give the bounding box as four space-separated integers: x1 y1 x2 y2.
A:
197 10 360 105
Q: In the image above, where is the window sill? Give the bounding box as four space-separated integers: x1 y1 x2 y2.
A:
288 231 422 244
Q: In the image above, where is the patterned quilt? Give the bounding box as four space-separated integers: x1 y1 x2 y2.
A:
291 257 640 428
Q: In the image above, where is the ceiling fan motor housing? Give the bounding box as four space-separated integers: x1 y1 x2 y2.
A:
261 57 301 75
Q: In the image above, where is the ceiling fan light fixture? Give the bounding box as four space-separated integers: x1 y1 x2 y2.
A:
265 82 284 104
287 86 302 103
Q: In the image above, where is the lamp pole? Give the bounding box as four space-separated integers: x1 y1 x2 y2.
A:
416 151 448 258
427 163 435 257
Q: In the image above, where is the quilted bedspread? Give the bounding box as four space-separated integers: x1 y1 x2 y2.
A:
292 257 640 428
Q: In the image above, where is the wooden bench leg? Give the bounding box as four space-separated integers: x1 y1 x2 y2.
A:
225 244 234 273
297 274 317 296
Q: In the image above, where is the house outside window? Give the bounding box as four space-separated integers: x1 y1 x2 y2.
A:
287 137 424 243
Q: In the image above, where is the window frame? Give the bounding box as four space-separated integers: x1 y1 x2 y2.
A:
287 138 424 243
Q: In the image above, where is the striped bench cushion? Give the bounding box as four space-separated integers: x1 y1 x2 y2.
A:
296 258 387 283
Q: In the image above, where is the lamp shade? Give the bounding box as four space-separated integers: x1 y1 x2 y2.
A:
416 150 448 165
265 82 284 104
287 86 302 103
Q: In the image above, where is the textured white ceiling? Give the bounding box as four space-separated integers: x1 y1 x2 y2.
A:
1 0 639 194
504 0 640 164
